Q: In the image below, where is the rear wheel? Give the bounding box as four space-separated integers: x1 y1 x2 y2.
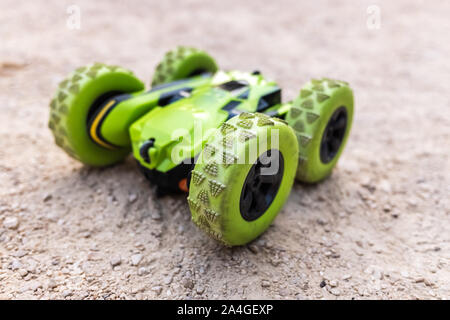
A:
188 113 298 246
285 78 354 183
48 63 144 166
151 46 218 87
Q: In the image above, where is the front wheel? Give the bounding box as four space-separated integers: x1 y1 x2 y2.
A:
188 113 298 246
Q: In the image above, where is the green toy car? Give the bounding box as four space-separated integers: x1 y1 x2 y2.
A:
48 46 354 246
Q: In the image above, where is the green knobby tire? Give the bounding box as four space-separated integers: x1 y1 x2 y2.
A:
188 113 299 246
48 63 145 166
151 46 218 87
285 78 354 183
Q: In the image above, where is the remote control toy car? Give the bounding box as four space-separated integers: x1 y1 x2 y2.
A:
48 46 354 246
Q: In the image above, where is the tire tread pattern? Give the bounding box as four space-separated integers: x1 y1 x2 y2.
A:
48 63 135 161
151 46 215 86
188 112 286 246
286 78 351 181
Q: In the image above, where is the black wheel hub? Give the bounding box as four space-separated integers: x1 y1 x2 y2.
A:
240 149 284 221
320 106 348 164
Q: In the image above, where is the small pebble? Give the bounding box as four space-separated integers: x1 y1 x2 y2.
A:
424 279 434 287
62 289 73 298
342 274 352 280
128 193 137 203
329 280 339 287
13 250 27 258
18 269 28 277
279 288 289 296
407 198 418 207
134 241 144 249
137 267 147 276
3 217 19 229
130 253 143 266
29 281 42 291
152 286 162 295
329 288 341 296
110 256 122 267
48 279 58 289
182 278 195 289
248 244 259 254
261 280 270 288
296 293 306 300
163 275 173 285
151 211 162 220
80 231 91 238
9 259 22 270
360 176 375 192
378 180 392 193
270 258 281 267
196 286 205 295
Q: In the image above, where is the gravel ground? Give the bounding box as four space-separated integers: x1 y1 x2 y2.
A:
0 0 449 299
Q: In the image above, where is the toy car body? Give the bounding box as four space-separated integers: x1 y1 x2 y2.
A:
94 70 291 194
49 47 354 245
